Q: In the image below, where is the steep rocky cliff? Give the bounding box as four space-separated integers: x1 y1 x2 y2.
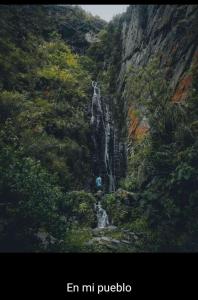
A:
115 5 198 140
87 5 198 186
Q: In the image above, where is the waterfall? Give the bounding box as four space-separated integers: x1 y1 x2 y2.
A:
90 81 116 192
96 201 109 228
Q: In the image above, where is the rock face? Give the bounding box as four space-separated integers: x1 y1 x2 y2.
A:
85 31 100 43
88 5 198 186
116 5 198 139
119 5 198 92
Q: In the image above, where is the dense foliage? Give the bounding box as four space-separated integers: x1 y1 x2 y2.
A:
0 5 197 252
123 58 198 251
0 5 103 251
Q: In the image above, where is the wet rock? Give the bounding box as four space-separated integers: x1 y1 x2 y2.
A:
101 237 113 242
85 240 94 246
121 240 131 244
111 239 121 244
35 230 56 248
85 32 100 43
105 225 117 230
84 229 139 252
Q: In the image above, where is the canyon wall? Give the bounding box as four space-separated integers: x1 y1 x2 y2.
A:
116 5 198 141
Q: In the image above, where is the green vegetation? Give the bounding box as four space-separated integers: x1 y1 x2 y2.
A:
0 5 197 252
60 191 96 227
0 5 103 251
122 58 198 251
102 191 138 226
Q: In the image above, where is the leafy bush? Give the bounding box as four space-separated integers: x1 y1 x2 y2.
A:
0 145 67 251
103 192 135 226
59 191 96 227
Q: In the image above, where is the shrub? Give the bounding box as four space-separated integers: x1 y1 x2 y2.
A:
59 191 97 227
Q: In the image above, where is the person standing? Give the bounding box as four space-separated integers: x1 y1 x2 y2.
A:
96 175 102 191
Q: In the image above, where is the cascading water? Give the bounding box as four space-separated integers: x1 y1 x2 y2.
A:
95 201 109 228
90 81 116 193
90 81 117 228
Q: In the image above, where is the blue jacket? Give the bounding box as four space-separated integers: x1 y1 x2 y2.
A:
96 176 102 187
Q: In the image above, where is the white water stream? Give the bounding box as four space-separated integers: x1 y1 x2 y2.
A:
96 201 109 228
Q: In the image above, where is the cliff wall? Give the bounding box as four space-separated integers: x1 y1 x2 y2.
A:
117 5 198 140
